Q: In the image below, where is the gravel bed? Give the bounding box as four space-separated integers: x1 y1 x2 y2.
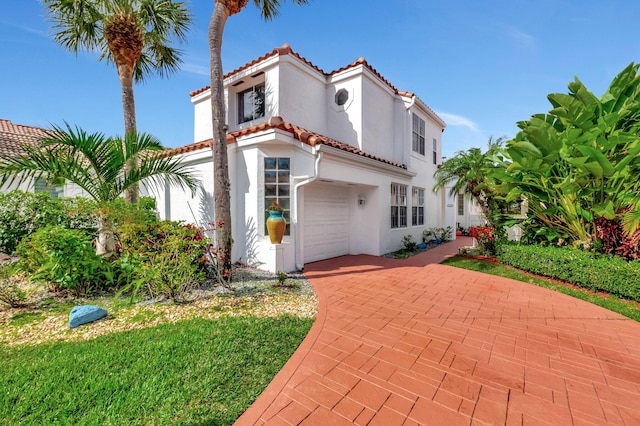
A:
0 266 317 347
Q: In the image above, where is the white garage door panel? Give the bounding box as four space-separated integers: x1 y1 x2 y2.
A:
304 187 349 263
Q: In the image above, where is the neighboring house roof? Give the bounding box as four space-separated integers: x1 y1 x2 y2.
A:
188 44 445 127
168 116 407 170
0 119 47 158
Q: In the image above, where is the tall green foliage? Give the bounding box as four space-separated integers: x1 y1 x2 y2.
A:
497 63 640 247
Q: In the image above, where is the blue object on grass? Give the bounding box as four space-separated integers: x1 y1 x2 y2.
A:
69 305 107 329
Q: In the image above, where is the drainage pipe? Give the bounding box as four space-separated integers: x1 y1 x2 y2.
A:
292 146 323 271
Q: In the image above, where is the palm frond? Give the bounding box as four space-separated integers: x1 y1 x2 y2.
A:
0 124 200 204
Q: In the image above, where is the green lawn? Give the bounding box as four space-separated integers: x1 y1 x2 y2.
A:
442 256 640 322
0 315 313 425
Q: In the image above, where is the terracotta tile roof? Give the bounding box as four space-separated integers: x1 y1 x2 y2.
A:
0 119 47 158
189 44 326 98
167 116 407 170
188 44 438 120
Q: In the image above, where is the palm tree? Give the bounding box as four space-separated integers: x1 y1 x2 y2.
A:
42 0 191 204
208 0 307 281
433 137 504 227
0 124 199 257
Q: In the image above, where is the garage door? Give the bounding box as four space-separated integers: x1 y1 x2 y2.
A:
303 185 350 263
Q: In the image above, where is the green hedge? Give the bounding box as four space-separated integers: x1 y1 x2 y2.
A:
497 244 640 301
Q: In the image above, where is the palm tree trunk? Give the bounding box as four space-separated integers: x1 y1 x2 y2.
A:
209 3 233 282
119 65 139 204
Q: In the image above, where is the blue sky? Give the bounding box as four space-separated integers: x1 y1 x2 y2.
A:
2 1 639 158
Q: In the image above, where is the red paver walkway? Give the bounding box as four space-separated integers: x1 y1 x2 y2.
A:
236 237 640 425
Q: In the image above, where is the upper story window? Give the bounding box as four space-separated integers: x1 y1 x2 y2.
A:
412 114 425 155
433 138 438 164
238 83 265 124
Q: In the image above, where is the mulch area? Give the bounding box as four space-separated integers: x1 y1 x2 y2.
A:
0 266 318 347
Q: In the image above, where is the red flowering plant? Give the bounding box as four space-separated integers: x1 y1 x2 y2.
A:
468 226 496 256
266 201 284 212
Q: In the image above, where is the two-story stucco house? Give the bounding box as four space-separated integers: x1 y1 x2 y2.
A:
157 44 449 272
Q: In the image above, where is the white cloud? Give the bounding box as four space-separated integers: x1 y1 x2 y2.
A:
435 111 481 133
0 21 48 38
504 26 536 52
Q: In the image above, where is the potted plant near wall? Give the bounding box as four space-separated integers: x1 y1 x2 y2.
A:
266 201 286 244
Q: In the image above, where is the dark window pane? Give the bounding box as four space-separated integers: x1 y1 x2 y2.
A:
279 198 290 210
264 171 276 183
265 185 277 196
264 158 277 169
278 186 290 197
278 158 290 170
278 171 289 183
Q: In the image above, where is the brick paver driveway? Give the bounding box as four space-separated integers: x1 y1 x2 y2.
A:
237 238 640 425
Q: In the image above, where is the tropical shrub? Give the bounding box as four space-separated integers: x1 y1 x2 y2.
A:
117 221 208 302
16 226 113 296
498 244 640 301
496 63 640 249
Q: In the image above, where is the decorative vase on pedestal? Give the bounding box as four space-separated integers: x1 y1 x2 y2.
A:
266 211 286 244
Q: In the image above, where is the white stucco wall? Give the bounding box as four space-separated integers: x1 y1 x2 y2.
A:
361 74 396 162
326 70 362 148
278 59 326 131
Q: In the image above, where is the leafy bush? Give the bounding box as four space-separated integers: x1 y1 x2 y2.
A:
0 191 102 254
0 261 31 308
498 244 640 301
109 197 159 230
423 227 453 243
16 226 113 296
0 191 67 254
117 221 208 302
402 235 418 252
